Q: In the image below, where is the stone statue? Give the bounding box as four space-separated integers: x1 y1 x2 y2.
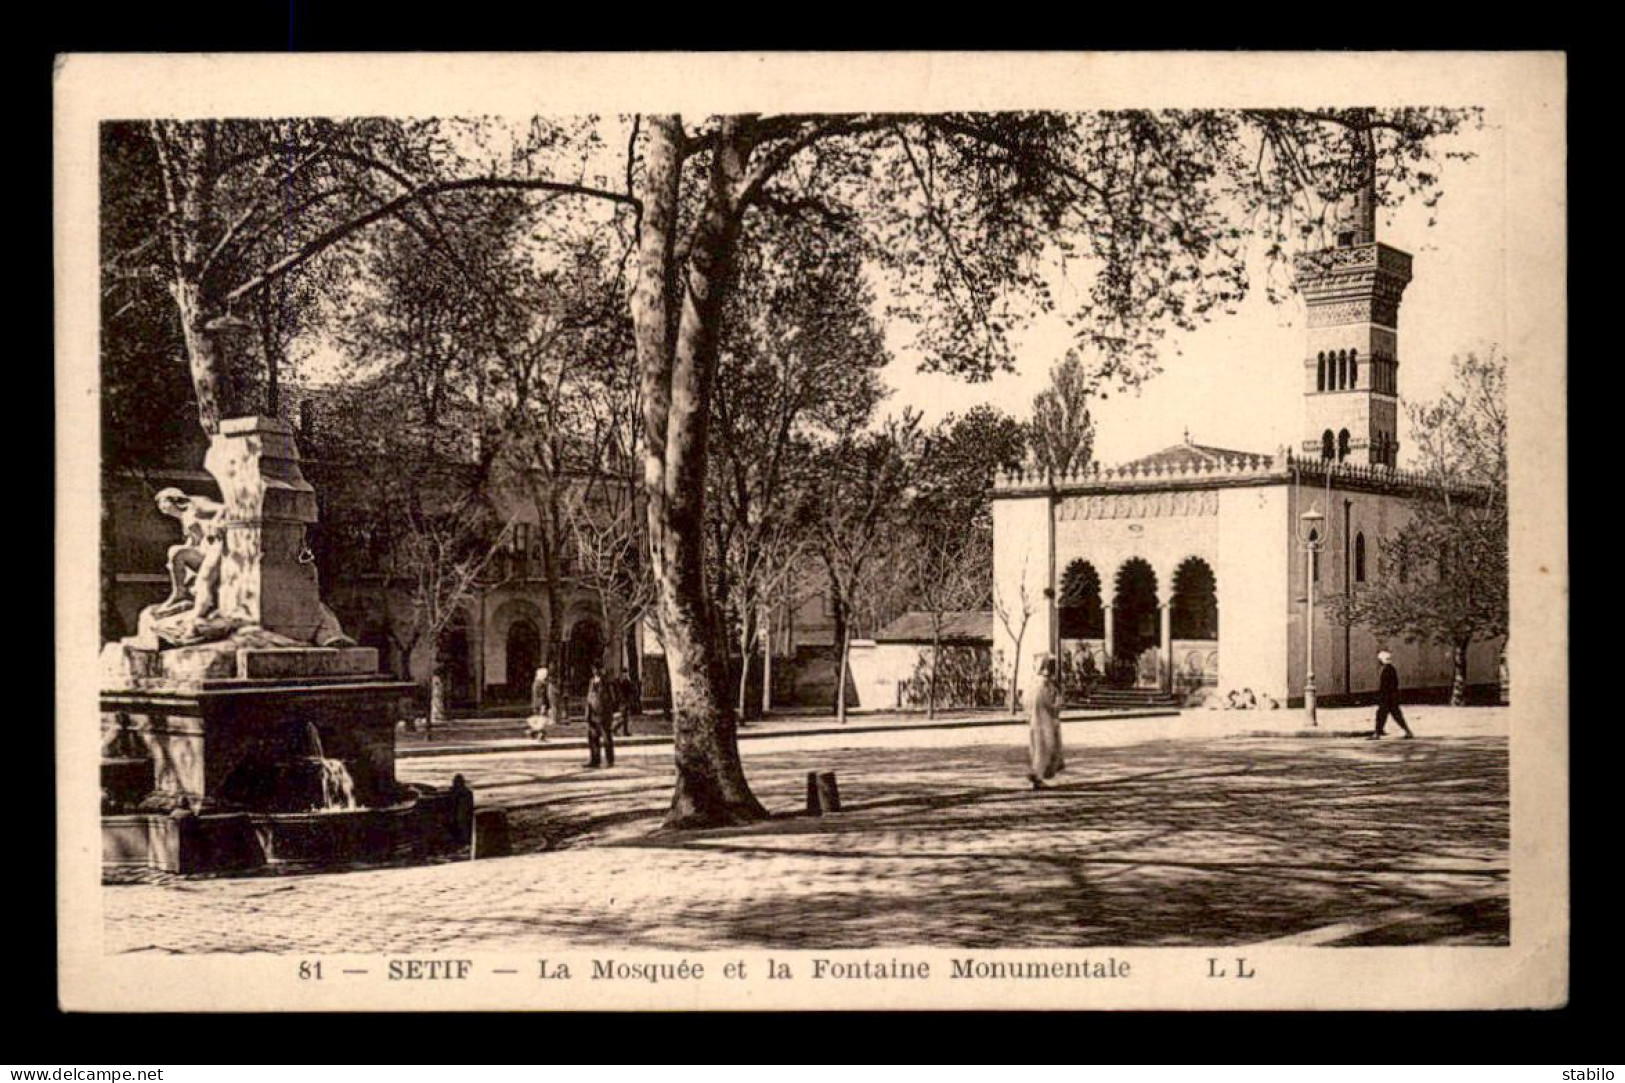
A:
152 488 226 621
131 487 243 649
113 418 363 663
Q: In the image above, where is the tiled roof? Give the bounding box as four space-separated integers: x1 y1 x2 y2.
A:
875 610 992 643
1124 439 1267 471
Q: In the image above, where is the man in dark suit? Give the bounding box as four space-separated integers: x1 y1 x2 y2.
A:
584 667 616 768
1369 649 1415 739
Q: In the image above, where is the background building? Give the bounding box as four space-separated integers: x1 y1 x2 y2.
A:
992 179 1503 709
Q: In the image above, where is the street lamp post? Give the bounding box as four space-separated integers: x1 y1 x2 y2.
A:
1298 505 1325 726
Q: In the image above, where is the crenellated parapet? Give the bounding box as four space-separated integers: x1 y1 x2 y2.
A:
993 447 1493 501
995 451 1284 496
1282 450 1494 499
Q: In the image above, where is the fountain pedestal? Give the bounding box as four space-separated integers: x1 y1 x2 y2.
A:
101 656 409 812
99 417 490 876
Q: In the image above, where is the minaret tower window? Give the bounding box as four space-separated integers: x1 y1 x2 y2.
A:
1292 116 1412 467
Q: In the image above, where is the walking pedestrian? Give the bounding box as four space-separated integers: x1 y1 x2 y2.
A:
1027 655 1065 789
584 666 616 768
609 674 636 736
1369 649 1415 739
525 666 551 742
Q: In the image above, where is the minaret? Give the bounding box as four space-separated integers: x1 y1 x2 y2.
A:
1293 125 1411 467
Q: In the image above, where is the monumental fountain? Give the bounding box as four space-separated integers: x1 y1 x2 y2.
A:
99 416 499 876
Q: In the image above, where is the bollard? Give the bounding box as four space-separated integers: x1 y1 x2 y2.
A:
471 807 511 859
806 770 842 816
817 771 842 812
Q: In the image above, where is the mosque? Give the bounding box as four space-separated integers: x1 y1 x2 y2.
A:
990 175 1502 709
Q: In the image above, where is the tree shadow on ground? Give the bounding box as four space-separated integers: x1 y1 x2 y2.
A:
572 737 1512 949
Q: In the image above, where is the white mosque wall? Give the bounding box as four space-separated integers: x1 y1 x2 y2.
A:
991 494 1052 707
1217 485 1293 701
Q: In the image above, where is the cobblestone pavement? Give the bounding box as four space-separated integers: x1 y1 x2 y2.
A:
103 708 1509 954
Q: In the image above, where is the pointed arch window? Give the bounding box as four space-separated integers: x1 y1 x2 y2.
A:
1317 353 1326 392
1337 429 1351 462
1355 532 1368 582
1349 350 1359 387
1321 430 1335 461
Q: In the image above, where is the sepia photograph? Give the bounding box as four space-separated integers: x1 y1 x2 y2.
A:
55 51 1567 1012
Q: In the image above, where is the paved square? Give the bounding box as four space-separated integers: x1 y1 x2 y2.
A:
102 709 1509 954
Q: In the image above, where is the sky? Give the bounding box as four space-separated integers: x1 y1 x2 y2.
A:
879 121 1507 468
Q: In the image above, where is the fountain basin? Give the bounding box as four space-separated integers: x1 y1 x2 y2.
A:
102 781 477 875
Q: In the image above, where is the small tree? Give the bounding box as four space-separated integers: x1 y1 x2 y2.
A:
810 415 921 722
993 556 1039 715
903 526 993 719
1335 349 1508 705
565 478 656 686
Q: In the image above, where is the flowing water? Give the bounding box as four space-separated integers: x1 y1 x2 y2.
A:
304 721 359 812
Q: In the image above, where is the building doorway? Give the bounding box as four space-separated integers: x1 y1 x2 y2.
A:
439 623 475 708
565 618 605 695
505 618 542 702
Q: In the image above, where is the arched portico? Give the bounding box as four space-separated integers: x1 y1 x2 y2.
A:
1112 559 1161 688
1170 556 1220 692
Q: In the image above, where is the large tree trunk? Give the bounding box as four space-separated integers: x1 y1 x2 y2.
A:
100 466 121 643
426 638 443 743
171 276 229 435
928 626 941 720
631 115 766 828
542 532 566 717
737 611 754 723
836 627 852 725
761 603 773 718
828 588 848 715
1451 638 1470 707
256 287 281 417
152 121 232 436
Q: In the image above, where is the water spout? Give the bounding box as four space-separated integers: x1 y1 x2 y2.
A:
317 757 358 811
303 721 358 811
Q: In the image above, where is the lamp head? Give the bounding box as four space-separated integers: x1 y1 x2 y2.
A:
1299 504 1325 545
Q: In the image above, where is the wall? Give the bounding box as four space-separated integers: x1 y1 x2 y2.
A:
1283 479 1504 700
844 640 897 712
846 641 999 712
1217 485 1292 700
991 494 1052 707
